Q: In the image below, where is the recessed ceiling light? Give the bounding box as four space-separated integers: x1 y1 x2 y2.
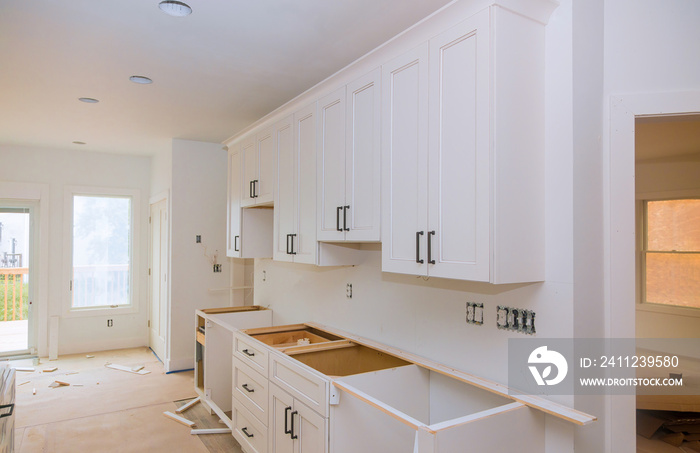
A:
78 97 99 103
158 1 192 17
72 141 86 145
129 75 153 84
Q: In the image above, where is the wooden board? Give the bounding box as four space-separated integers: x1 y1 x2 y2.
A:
164 411 196 427
201 306 267 314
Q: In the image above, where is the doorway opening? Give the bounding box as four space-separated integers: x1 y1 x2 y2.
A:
0 204 34 356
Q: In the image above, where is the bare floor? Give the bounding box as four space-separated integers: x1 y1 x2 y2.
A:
10 347 244 453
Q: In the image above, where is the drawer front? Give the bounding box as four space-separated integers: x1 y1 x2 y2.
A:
233 403 268 453
233 332 269 377
233 358 269 426
269 352 328 417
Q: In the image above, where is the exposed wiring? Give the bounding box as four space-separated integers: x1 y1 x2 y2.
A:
198 242 219 266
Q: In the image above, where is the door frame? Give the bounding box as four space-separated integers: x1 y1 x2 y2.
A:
149 191 170 365
0 182 49 357
608 91 700 452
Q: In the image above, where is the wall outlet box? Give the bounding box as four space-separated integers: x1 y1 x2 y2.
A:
466 302 484 325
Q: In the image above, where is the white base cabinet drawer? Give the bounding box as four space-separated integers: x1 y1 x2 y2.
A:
233 358 269 426
233 403 268 453
269 352 328 418
234 331 269 377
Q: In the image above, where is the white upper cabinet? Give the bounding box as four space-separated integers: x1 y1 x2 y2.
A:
227 147 243 258
317 69 381 242
241 127 275 207
381 7 545 284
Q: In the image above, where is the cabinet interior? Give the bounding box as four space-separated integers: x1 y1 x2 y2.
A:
290 344 411 377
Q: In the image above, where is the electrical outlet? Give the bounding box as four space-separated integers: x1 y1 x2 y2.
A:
346 283 353 299
196 235 201 243
107 319 113 327
213 264 222 273
466 302 484 325
496 306 509 328
496 306 535 335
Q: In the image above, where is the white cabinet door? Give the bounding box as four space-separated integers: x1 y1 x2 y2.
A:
227 147 242 258
241 136 258 207
293 399 326 453
345 68 381 242
317 88 347 242
269 384 295 453
427 11 490 281
292 103 317 265
381 44 429 276
274 116 295 263
257 127 275 204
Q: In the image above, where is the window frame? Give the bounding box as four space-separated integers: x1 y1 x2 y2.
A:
637 190 700 318
63 186 140 317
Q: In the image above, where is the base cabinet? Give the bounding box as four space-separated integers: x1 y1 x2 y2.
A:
269 383 327 453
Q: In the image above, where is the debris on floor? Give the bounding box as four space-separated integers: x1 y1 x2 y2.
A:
190 428 231 435
163 411 196 427
176 397 200 414
43 367 58 372
14 367 34 372
86 355 95 359
48 381 70 388
105 363 151 375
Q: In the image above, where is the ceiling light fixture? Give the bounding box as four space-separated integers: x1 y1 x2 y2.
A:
129 75 153 84
78 97 99 103
158 1 192 17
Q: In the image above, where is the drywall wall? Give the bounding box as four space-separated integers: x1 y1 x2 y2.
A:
635 155 700 338
603 1 700 451
0 144 150 355
167 139 229 371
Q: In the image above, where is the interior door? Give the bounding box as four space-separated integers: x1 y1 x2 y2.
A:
149 198 168 361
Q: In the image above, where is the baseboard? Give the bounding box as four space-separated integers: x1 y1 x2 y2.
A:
57 337 147 357
166 356 194 373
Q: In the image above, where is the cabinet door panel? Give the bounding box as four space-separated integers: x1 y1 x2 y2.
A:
274 117 295 262
293 400 326 453
346 68 381 242
428 11 490 281
381 44 429 276
242 138 257 207
269 384 294 453
317 89 346 242
227 149 242 257
257 127 275 204
294 103 317 265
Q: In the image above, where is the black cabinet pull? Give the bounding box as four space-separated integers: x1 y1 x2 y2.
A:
284 406 292 435
290 410 298 439
242 427 254 438
416 231 424 264
242 383 254 393
336 206 342 232
290 234 297 255
343 205 350 231
249 180 254 198
286 234 291 254
242 348 255 357
0 404 14 419
253 180 259 198
234 235 240 252
428 230 436 264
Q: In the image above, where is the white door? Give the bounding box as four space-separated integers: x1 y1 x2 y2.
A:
149 199 168 361
317 87 347 242
256 127 275 204
270 384 295 453
427 11 490 281
381 44 429 276
227 148 242 258
345 68 381 242
294 103 318 265
241 137 257 207
274 116 295 262
293 400 326 453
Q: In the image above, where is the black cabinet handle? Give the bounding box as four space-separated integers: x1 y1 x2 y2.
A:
290 410 298 439
242 383 254 393
249 180 254 198
253 180 259 198
343 205 350 231
416 231 424 264
428 230 436 264
290 234 297 255
286 234 291 254
242 348 255 357
234 235 240 252
242 427 254 438
336 207 342 232
0 404 13 419
284 406 292 435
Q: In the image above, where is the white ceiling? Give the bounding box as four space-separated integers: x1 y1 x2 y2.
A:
0 0 453 156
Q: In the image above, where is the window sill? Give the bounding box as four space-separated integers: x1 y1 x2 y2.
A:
636 302 700 319
63 305 138 318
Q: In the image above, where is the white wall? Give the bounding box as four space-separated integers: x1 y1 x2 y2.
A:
167 139 229 371
635 155 700 338
0 144 150 355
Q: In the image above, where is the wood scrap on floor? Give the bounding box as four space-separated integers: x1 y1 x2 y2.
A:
191 428 231 435
86 355 95 358
17 380 30 386
175 397 201 414
49 381 70 388
14 367 34 372
105 363 151 375
163 411 196 427
43 367 58 372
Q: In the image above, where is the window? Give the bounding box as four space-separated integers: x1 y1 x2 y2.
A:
642 199 700 309
65 187 139 314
